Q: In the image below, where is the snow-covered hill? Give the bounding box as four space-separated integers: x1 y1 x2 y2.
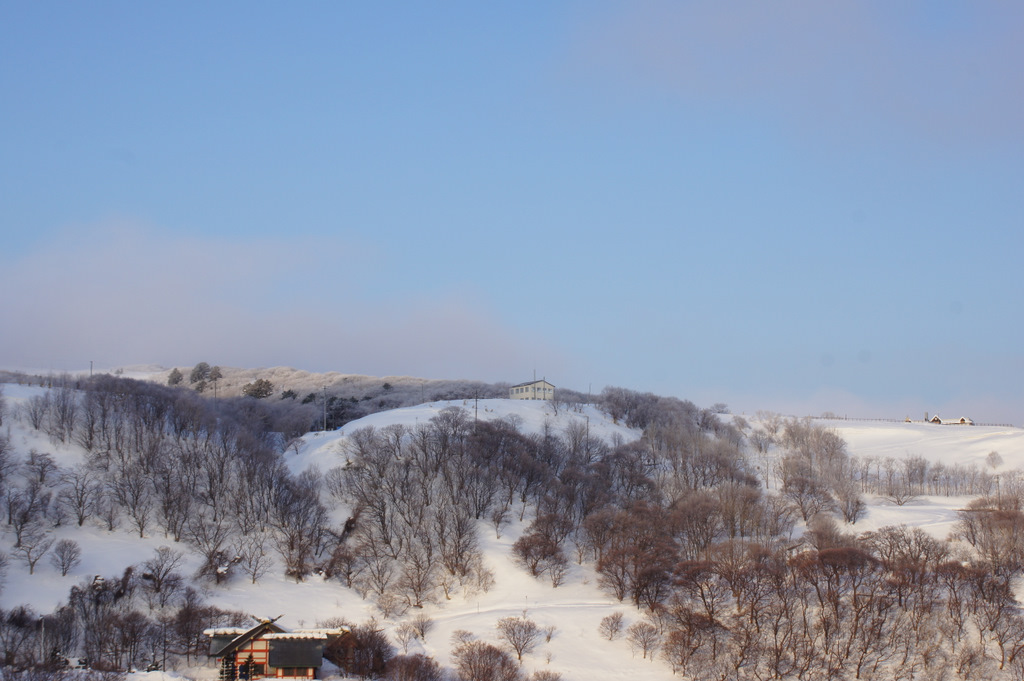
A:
822 418 1024 539
829 418 1024 468
287 398 639 477
2 381 1024 680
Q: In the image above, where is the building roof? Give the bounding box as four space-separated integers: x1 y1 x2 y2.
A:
203 628 249 637
268 638 326 668
929 415 974 424
284 628 350 636
510 379 554 388
207 621 286 657
205 621 350 664
264 633 329 640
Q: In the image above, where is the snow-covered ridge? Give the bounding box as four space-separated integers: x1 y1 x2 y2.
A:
287 398 641 476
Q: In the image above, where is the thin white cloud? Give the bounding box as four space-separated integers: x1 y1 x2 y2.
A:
0 220 562 381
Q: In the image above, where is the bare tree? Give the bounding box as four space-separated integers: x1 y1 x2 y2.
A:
22 393 50 431
511 532 566 586
112 466 155 538
0 603 39 667
881 457 919 506
346 620 396 679
749 428 774 455
598 612 625 641
273 521 320 583
96 490 121 531
188 517 237 584
756 410 783 436
140 546 185 609
452 640 521 681
48 387 78 444
528 673 561 681
626 621 661 660
0 434 15 495
23 450 59 487
782 474 834 521
49 538 82 576
495 615 541 662
13 522 54 574
395 622 416 654
988 450 1005 470
833 479 866 524
397 539 438 608
355 529 397 600
490 505 509 539
410 613 434 640
234 534 273 584
270 469 328 582
56 465 100 526
6 488 46 548
386 654 444 681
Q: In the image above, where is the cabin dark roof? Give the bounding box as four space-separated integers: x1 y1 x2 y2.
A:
267 637 326 668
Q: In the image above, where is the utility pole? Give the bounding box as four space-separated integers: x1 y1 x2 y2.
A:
586 415 590 460
323 386 328 431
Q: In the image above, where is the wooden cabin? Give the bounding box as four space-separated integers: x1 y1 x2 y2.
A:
205 620 351 680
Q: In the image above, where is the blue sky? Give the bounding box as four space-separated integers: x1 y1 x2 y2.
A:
2 2 1022 422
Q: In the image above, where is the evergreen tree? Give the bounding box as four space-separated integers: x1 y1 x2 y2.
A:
190 362 211 385
242 378 274 399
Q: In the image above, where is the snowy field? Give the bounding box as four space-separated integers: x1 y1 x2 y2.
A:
2 382 1023 680
822 417 1024 538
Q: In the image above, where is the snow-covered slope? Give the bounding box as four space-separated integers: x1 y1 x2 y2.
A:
287 398 639 477
829 418 1024 468
822 419 1024 541
2 382 1024 680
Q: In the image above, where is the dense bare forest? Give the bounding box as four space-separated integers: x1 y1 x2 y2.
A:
0 373 1023 680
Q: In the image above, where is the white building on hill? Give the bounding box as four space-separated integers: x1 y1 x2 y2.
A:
509 379 554 400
